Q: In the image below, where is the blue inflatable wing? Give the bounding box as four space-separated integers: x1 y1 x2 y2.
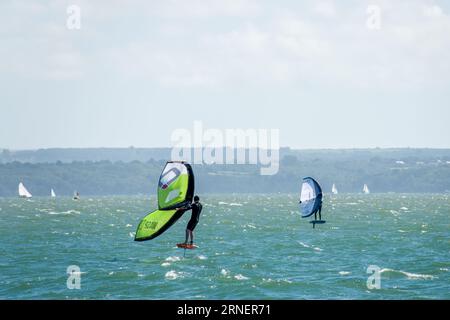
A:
299 177 323 218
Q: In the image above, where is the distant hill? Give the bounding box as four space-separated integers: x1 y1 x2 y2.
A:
2 147 450 164
0 147 172 164
0 148 449 196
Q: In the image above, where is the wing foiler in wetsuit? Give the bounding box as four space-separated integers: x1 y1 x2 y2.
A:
183 196 202 245
186 202 202 231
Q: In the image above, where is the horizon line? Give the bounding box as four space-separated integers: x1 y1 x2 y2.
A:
2 146 450 152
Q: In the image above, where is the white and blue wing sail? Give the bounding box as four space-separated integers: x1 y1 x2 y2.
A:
299 177 323 218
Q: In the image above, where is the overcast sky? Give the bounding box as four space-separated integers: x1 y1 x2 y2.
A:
1 0 449 149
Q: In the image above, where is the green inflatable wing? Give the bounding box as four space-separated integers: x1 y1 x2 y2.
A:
134 209 184 241
134 161 194 242
158 161 195 210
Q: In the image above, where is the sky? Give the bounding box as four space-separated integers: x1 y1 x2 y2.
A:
1 0 449 149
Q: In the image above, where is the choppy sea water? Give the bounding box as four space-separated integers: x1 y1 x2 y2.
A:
0 194 448 300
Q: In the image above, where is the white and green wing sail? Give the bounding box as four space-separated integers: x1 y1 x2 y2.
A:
134 161 195 242
158 162 194 210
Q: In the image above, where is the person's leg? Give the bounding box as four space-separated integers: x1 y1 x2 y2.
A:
185 229 189 244
319 207 322 220
314 211 317 220
190 230 194 245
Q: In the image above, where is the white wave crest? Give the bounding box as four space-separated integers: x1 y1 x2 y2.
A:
234 274 249 280
298 241 310 248
380 268 436 280
165 270 184 280
220 269 229 276
48 210 80 215
165 256 181 263
262 278 292 284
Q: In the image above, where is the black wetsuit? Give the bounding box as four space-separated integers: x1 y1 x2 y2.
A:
186 202 202 231
314 203 322 220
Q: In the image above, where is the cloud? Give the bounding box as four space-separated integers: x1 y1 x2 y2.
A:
152 0 262 18
424 5 443 17
313 1 337 17
1 0 450 90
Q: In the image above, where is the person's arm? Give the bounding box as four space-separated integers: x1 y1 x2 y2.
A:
177 203 192 211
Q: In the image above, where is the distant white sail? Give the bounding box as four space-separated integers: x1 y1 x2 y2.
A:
51 189 56 198
363 184 370 194
332 184 338 195
18 182 32 198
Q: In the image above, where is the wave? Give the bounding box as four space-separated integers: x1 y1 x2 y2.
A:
298 241 310 248
262 278 292 284
380 268 436 280
165 270 185 280
234 274 249 281
218 201 243 206
165 256 181 263
48 210 80 215
298 241 322 252
220 269 230 276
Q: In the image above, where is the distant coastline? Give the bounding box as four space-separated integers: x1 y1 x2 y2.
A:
1 148 449 196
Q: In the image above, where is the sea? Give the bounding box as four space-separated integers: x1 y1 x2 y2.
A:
0 194 448 299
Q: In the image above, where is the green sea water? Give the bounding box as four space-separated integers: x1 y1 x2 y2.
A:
0 194 449 299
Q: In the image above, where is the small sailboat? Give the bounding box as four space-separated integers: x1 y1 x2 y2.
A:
363 184 370 194
18 182 32 198
73 191 80 200
51 189 56 198
332 183 338 195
